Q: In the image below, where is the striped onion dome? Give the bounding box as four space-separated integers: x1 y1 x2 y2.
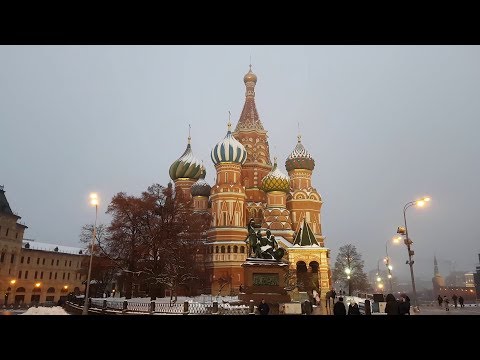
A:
169 136 203 181
285 134 315 172
211 122 247 165
191 165 211 197
262 157 290 193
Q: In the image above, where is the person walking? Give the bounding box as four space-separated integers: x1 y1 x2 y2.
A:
348 301 361 315
384 293 400 315
331 289 337 301
325 290 331 311
333 297 347 315
458 296 464 308
437 294 443 307
258 299 270 315
443 296 450 311
398 294 411 315
452 294 458 308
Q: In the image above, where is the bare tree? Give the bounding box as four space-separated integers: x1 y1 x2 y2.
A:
85 183 211 300
332 244 370 295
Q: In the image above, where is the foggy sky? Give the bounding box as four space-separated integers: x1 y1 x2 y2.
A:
1 45 479 282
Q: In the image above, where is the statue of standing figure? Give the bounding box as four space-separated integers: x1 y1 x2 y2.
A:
245 219 262 258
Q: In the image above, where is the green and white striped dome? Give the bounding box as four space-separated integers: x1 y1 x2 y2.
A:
211 123 247 166
169 137 203 181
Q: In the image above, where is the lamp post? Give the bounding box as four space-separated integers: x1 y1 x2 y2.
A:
383 237 399 293
375 259 383 292
5 279 17 305
82 192 98 315
397 196 430 313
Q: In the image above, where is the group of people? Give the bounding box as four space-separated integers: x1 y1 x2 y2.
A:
437 294 464 311
332 296 361 315
384 293 411 315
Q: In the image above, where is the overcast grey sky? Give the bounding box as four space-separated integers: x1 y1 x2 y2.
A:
1 45 479 282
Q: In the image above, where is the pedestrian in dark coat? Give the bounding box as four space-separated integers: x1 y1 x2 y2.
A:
384 293 400 315
348 302 361 315
437 294 443 307
452 294 458 308
258 299 270 315
458 296 464 308
398 294 411 315
333 297 347 315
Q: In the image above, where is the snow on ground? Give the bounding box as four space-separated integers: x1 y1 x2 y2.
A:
20 306 69 315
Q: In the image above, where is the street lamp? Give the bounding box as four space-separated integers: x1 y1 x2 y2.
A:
5 279 17 305
82 192 99 315
375 259 383 292
383 236 400 293
397 196 431 313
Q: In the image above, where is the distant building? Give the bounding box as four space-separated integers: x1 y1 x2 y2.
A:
474 253 480 299
432 255 476 303
465 272 475 288
0 186 86 306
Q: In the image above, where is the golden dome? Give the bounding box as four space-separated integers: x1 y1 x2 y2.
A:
243 66 257 84
261 158 290 193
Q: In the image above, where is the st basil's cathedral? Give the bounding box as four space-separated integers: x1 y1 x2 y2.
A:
168 66 332 296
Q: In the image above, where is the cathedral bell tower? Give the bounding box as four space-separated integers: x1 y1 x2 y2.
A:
232 66 272 227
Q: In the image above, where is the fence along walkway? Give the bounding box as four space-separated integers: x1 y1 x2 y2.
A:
88 298 250 315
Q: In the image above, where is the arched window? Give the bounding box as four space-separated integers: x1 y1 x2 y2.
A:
221 246 225 254
227 246 231 253
240 246 245 254
296 261 308 291
215 246 219 254
233 245 238 253
47 287 55 293
32 287 41 293
16 287 25 293
309 261 319 273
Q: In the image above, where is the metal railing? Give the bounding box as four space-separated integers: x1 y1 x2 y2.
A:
82 297 251 315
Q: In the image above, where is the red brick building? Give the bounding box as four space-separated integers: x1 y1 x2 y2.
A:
168 67 331 295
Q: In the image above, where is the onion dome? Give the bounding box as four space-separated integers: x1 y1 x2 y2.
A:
191 164 211 197
211 122 247 165
261 157 290 193
169 135 202 181
285 134 315 172
243 65 257 84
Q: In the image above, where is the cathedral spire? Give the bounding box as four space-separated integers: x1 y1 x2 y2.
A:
434 255 439 276
234 65 264 132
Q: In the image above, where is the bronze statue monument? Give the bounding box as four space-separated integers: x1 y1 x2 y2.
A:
245 219 285 261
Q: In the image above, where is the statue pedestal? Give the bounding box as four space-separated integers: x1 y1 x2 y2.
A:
238 258 291 314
